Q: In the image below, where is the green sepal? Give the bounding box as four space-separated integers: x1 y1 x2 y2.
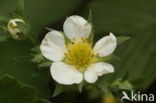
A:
10 0 25 18
95 81 110 94
88 10 93 23
46 27 55 31
16 0 24 13
122 72 129 81
31 45 40 53
86 84 103 100
38 61 52 68
31 53 52 68
53 84 66 97
117 36 130 45
112 78 133 90
53 83 82 97
35 98 50 103
88 10 94 42
31 46 52 68
31 53 45 63
77 81 85 93
97 54 121 63
16 21 30 39
129 78 144 89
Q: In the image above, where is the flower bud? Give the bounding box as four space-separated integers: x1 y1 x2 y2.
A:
7 18 25 40
102 95 118 103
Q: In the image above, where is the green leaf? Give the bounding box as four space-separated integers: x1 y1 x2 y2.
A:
114 28 156 89
0 41 51 99
53 84 66 97
117 36 130 45
0 74 37 103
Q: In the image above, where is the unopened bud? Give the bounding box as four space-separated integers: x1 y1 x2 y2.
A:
7 18 25 40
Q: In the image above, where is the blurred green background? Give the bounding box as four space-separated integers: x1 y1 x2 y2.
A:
0 0 156 103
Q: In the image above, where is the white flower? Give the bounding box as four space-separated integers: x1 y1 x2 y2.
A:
7 18 25 39
40 15 117 85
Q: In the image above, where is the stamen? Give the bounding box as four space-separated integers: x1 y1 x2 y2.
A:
72 38 75 41
97 53 100 56
64 42 96 70
64 53 67 56
81 37 85 42
91 54 94 57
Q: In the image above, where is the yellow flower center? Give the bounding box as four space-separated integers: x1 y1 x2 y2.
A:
64 42 96 70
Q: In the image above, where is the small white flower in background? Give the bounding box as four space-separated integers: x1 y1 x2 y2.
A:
40 15 117 85
7 18 25 39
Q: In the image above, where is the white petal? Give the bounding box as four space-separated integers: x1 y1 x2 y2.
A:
93 33 117 57
84 70 98 84
84 62 114 83
40 31 67 61
50 62 83 85
63 15 91 42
